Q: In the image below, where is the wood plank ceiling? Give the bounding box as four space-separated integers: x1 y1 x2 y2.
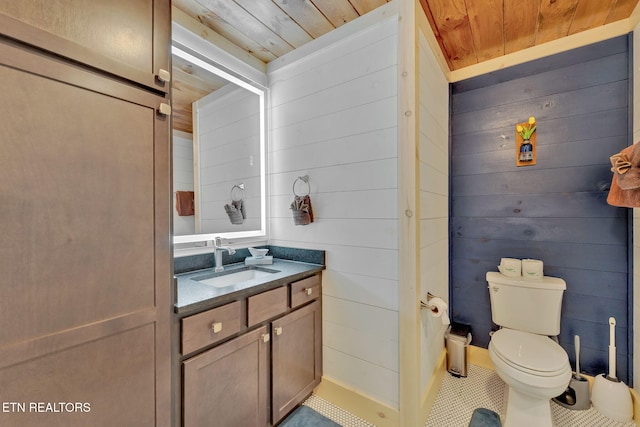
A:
172 0 639 133
172 0 390 133
172 54 228 134
421 0 639 70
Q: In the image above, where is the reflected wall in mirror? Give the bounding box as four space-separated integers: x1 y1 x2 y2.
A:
171 43 266 245
193 71 262 234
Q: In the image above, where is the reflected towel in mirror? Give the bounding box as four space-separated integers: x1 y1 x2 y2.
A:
224 199 245 224
176 191 194 216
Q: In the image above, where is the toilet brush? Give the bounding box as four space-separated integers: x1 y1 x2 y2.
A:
591 317 633 422
553 335 590 410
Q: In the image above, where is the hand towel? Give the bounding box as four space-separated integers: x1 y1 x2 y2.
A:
290 195 314 225
610 143 640 190
224 199 245 224
608 144 640 208
175 191 194 216
237 198 246 219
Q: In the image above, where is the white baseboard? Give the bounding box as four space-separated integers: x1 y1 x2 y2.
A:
313 377 399 427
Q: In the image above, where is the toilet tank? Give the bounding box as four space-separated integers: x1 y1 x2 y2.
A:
486 271 566 335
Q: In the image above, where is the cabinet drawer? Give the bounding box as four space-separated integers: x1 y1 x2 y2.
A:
248 286 287 327
182 301 242 355
290 275 321 309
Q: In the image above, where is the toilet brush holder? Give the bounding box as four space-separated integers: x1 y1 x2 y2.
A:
591 374 633 422
553 375 590 410
591 317 633 423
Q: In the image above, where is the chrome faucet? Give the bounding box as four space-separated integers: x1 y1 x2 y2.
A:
213 237 236 272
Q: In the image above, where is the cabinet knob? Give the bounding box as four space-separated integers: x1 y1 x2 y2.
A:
304 288 313 296
211 322 223 334
157 69 171 82
274 326 283 336
158 103 172 116
261 333 270 343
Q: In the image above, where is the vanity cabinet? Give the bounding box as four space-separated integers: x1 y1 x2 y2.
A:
0 0 171 94
179 273 322 427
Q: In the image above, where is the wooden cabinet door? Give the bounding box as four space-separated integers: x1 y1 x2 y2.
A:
0 36 171 427
183 326 270 427
0 0 171 93
271 300 322 424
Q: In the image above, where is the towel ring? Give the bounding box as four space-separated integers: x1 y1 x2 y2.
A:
292 175 310 197
230 183 245 202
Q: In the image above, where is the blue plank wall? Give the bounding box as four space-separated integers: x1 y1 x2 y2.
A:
450 35 632 383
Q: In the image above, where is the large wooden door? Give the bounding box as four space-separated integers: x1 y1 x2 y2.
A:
0 33 171 426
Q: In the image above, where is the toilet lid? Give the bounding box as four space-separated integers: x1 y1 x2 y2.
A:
491 329 569 376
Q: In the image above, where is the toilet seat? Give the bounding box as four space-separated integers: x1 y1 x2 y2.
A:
491 329 568 377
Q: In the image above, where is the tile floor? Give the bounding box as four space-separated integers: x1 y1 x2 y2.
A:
303 394 375 427
306 364 638 427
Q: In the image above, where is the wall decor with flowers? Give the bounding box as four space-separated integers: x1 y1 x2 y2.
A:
516 116 537 167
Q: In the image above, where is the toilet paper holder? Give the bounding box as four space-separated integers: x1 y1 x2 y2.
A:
420 292 441 313
420 292 450 325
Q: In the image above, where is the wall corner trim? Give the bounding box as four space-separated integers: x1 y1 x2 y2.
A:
421 349 447 425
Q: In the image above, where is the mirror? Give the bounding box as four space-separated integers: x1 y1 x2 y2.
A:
171 33 267 246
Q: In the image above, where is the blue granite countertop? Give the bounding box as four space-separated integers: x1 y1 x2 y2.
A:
175 258 324 316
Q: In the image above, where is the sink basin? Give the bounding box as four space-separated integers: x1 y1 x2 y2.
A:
192 267 279 288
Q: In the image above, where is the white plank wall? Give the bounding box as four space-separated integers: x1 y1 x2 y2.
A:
268 16 401 408
417 29 450 393
173 130 195 236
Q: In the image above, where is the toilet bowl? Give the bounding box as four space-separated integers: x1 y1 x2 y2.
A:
489 328 571 427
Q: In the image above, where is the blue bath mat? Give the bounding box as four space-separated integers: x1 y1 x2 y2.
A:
468 408 502 427
279 405 341 427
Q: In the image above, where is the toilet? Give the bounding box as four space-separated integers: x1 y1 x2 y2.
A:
486 271 572 427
